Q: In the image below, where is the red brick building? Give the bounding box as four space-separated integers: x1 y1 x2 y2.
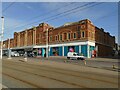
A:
48 19 95 44
3 19 116 58
95 27 115 57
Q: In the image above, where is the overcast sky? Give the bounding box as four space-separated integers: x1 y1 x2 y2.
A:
0 0 119 44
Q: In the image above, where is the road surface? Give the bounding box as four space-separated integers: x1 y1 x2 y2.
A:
4 56 119 72
2 57 118 88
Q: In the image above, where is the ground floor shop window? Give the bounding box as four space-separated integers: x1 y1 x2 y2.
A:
52 47 59 56
33 49 38 56
38 48 42 56
68 46 75 52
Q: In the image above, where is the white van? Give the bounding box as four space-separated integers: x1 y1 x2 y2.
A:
67 52 85 60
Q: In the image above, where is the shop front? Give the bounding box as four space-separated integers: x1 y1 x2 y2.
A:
50 47 62 56
33 48 46 57
49 41 95 58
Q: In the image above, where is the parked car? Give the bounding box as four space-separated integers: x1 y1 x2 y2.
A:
27 52 34 57
18 51 24 56
3 51 8 56
19 53 24 56
67 52 85 60
11 51 19 57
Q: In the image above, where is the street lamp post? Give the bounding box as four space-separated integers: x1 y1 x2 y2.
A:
7 38 11 59
0 17 4 60
46 28 49 58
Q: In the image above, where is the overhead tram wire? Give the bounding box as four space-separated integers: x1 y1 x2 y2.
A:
4 2 104 36
41 2 96 22
5 2 116 38
45 2 104 23
94 10 117 23
4 2 75 31
2 2 15 13
4 2 95 32
4 2 106 39
18 2 98 28
4 2 102 34
23 2 75 21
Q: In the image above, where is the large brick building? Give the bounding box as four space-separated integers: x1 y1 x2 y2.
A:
3 19 115 58
95 27 115 56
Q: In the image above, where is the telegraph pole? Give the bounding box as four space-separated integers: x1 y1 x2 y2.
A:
0 17 4 60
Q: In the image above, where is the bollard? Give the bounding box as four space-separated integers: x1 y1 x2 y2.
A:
112 64 116 69
84 60 86 65
64 60 67 63
84 61 86 65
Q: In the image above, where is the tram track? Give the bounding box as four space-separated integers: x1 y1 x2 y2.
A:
3 65 87 88
3 60 118 84
2 60 118 88
3 72 45 88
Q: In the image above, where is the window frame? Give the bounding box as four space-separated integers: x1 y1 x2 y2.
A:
73 32 76 39
81 31 85 38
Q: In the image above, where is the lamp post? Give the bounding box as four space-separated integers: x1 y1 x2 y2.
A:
7 38 11 59
46 28 48 58
0 17 4 60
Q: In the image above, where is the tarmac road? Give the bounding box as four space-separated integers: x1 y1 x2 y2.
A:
4 56 119 72
2 57 119 88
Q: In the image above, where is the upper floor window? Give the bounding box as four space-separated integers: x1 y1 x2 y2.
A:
81 31 85 38
49 36 52 41
73 33 76 39
60 34 62 41
64 33 67 40
55 35 58 41
67 33 71 40
57 35 59 40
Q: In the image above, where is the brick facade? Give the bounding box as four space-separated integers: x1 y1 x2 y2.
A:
48 19 95 44
3 40 8 49
95 27 115 48
10 39 14 48
3 38 14 49
3 19 115 57
95 27 115 56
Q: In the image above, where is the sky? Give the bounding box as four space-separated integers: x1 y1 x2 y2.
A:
0 0 119 44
